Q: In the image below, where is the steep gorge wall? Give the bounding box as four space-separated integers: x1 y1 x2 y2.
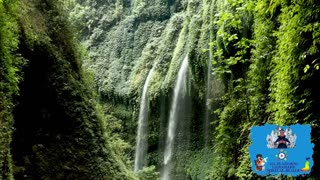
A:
70 0 320 179
70 0 216 167
0 0 136 179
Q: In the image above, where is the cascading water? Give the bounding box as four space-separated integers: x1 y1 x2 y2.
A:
162 55 189 180
204 52 212 147
134 67 155 172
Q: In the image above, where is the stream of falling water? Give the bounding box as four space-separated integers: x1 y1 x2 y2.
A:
162 55 189 180
204 51 212 147
134 67 155 172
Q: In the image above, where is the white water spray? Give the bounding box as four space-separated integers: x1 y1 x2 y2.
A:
134 67 155 172
162 55 189 180
204 52 212 147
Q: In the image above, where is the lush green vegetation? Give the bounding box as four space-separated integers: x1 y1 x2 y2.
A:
0 1 21 179
1 0 136 179
209 0 320 179
1 0 320 179
68 0 320 179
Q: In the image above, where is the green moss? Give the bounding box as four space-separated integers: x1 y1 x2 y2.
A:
136 165 160 180
0 1 22 179
0 0 138 179
64 0 320 179
133 0 171 21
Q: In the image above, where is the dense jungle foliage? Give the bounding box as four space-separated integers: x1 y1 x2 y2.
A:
1 0 320 179
0 0 136 179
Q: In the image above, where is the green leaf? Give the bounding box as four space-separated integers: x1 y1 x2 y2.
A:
212 60 217 65
304 64 310 73
228 34 238 42
208 42 215 46
202 48 208 53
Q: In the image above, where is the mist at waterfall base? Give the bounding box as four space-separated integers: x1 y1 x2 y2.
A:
161 55 191 180
134 67 155 172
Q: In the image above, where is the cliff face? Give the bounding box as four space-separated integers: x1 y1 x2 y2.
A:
0 1 19 179
1 1 136 179
70 0 212 133
2 0 320 179
69 0 222 178
70 0 320 179
72 0 209 100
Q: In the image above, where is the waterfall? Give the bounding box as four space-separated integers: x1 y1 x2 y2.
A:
134 67 155 172
204 52 212 147
162 55 189 180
